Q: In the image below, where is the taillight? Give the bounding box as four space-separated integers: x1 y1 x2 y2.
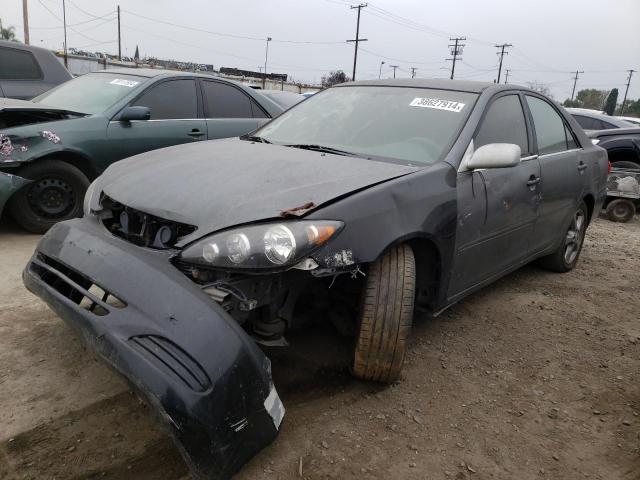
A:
608 161 612 173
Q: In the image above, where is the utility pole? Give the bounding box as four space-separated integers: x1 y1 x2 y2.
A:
504 69 511 84
389 65 398 79
378 60 385 79
346 3 368 81
620 69 636 115
262 37 272 88
447 37 465 80
62 0 68 67
495 43 512 83
411 67 417 78
22 0 30 45
117 5 121 61
570 70 584 101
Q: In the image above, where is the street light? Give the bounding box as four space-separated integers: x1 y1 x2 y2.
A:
378 60 385 79
263 37 272 88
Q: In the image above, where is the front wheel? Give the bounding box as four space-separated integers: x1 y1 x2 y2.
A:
9 160 89 234
539 202 588 273
352 244 416 383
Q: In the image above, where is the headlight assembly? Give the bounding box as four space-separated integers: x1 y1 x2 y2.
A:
180 220 344 269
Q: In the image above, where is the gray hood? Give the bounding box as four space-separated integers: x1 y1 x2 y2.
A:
96 138 420 244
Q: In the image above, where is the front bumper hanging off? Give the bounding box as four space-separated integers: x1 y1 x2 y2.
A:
22 218 285 480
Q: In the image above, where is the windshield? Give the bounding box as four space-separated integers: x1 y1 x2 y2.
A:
33 72 146 114
255 86 477 164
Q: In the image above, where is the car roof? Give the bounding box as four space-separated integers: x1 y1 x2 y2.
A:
91 67 217 79
343 78 509 94
566 108 632 127
0 39 55 55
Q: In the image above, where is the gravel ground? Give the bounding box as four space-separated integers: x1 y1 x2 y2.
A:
0 215 638 480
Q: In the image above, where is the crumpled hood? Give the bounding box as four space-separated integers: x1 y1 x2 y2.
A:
96 138 421 244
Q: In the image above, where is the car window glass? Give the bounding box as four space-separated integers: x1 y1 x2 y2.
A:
251 101 269 119
475 95 529 155
526 96 570 155
202 81 260 118
573 115 596 130
600 120 616 129
565 125 577 149
131 79 197 120
0 47 41 80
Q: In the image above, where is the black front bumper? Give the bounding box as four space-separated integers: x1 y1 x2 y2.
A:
23 217 284 480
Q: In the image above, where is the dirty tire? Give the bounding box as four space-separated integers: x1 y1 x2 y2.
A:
352 244 416 383
9 160 89 234
539 201 588 273
611 160 640 171
606 198 635 223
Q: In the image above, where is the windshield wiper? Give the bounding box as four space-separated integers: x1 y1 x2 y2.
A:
241 134 271 144
284 144 358 157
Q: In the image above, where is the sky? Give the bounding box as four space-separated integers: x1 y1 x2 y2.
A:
2 0 639 101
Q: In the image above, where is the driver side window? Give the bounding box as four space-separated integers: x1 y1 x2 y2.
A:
475 95 529 156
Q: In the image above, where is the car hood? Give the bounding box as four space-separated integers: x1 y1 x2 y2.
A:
0 97 83 114
96 138 421 245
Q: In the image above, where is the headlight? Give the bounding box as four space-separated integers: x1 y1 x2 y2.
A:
181 220 343 269
83 180 98 215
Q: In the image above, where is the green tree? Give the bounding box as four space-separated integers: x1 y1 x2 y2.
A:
0 20 17 41
603 89 618 115
321 70 349 88
571 89 608 110
623 98 640 117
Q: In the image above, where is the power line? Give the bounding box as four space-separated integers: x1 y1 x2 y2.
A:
621 69 636 115
446 36 465 80
495 43 512 83
571 70 584 101
346 3 367 81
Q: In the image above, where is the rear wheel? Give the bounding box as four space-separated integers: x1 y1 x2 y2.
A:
352 244 416 383
9 160 89 234
606 198 635 223
539 202 588 273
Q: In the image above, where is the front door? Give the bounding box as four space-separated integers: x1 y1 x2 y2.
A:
107 78 206 163
449 93 542 297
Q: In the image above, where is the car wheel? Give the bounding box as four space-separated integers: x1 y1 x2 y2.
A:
611 160 640 170
9 160 89 234
539 201 588 273
606 198 635 223
352 244 416 383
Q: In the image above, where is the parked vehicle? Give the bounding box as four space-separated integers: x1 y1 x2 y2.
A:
588 127 640 169
257 89 305 109
24 79 607 479
0 40 72 100
605 167 639 222
0 68 284 232
615 115 640 126
567 107 635 131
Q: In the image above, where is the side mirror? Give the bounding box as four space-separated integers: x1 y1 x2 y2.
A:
466 143 521 170
119 106 151 122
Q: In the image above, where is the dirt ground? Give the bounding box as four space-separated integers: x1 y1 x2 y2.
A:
0 215 638 480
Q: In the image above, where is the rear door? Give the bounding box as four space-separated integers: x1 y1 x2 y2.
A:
107 78 207 160
449 93 541 296
199 80 270 139
524 95 586 254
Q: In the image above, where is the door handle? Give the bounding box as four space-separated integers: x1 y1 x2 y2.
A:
526 176 541 187
188 129 205 137
577 162 587 171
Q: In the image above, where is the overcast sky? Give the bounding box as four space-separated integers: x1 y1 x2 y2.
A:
2 0 639 100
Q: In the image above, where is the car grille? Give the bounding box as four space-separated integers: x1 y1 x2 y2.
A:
100 195 197 249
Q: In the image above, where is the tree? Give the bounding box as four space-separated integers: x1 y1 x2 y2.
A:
0 20 17 41
321 70 349 88
603 88 618 115
566 89 607 110
623 98 640 117
526 81 553 98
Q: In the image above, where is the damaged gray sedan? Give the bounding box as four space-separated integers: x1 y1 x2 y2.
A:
23 79 607 479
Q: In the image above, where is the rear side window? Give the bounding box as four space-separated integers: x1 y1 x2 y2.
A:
573 115 597 130
131 79 197 119
0 47 42 80
526 96 575 154
475 94 529 155
201 81 267 118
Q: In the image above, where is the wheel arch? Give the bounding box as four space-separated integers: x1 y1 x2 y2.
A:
19 151 99 182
